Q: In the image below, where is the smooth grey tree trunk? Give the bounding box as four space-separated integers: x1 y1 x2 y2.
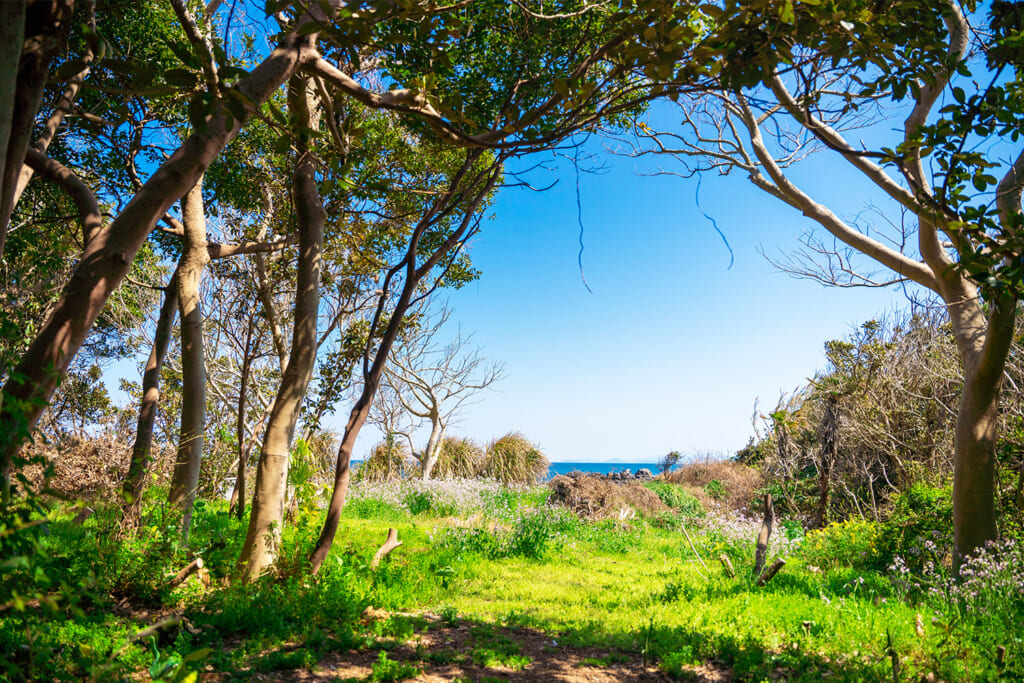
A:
168 178 210 543
237 76 324 581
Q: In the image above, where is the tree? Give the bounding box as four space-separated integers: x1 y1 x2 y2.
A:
637 0 1024 565
382 307 504 480
658 450 681 474
237 74 326 580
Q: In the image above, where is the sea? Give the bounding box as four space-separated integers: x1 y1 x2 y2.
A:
546 462 661 479
347 461 662 480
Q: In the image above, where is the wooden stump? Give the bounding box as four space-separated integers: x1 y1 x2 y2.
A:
371 528 402 568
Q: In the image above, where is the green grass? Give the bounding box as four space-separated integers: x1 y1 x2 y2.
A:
3 487 1020 683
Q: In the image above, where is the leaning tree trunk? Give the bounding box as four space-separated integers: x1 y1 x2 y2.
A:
0 30 309 493
117 268 180 535
0 0 73 260
308 151 500 576
236 76 324 581
167 178 210 543
0 2 27 256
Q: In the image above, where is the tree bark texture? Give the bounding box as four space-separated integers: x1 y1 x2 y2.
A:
12 12 93 209
237 76 324 581
168 178 210 542
0 0 73 259
118 268 180 534
950 294 1017 569
0 31 310 489
0 2 27 257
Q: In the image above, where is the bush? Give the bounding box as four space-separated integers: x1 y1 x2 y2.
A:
644 482 703 517
483 432 549 485
431 436 485 479
661 458 763 512
878 482 952 572
704 479 725 501
402 490 457 517
357 439 415 483
800 517 883 571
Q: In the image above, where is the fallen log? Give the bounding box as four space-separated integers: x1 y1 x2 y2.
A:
169 557 204 588
756 558 785 586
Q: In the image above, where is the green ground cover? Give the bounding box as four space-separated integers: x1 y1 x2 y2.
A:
2 479 1021 682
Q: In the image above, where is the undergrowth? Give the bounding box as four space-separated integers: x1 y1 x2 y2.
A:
1 480 1020 682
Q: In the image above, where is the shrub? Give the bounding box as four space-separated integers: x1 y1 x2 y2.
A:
432 437 485 479
661 458 763 512
800 517 883 571
644 482 704 517
505 507 576 558
483 432 549 485
402 490 457 517
879 482 952 572
704 479 725 501
357 439 415 483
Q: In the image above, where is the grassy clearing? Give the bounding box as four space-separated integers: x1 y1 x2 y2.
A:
2 479 1020 682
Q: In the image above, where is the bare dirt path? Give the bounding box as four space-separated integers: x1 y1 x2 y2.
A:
222 613 734 682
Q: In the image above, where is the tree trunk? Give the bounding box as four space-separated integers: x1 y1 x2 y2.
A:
236 76 324 581
815 394 838 529
0 31 309 491
12 17 93 208
0 0 73 259
945 289 1016 570
0 2 27 257
168 178 209 543
229 314 256 520
420 420 445 480
753 494 774 577
117 268 179 535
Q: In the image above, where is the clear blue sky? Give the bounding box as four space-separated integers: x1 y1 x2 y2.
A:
386 126 912 463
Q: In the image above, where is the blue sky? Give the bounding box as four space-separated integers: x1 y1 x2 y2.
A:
350 126 914 463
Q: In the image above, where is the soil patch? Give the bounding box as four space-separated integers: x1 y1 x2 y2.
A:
220 612 733 682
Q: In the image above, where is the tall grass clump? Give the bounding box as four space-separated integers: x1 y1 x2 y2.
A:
356 438 414 482
431 437 485 479
482 432 549 485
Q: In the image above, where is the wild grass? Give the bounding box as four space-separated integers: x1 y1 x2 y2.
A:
431 436 486 479
3 478 1020 682
482 432 549 485
356 439 416 482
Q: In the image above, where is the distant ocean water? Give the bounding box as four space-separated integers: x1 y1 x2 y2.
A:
347 461 662 480
546 462 660 479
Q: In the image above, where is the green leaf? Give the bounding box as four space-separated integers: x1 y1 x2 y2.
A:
274 135 293 154
165 69 198 88
53 58 90 80
182 647 214 664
